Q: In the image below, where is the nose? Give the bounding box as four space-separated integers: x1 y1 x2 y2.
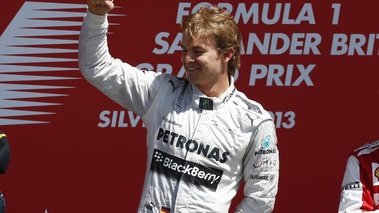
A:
184 53 195 63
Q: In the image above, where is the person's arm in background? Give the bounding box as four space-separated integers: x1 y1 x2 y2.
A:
338 155 379 213
0 130 11 213
0 131 10 175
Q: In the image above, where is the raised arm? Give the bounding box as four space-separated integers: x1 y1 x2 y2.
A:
78 0 162 115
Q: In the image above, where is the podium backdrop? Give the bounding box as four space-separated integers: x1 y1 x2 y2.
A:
1 1 379 212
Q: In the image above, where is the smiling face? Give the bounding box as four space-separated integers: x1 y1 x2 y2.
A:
181 33 232 97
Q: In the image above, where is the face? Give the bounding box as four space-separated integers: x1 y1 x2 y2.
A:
180 33 231 93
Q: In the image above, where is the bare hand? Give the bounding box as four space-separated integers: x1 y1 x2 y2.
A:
87 0 114 15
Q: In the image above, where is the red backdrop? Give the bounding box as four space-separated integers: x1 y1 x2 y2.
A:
1 1 379 212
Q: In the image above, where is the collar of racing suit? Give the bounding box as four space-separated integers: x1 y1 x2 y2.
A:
191 77 237 111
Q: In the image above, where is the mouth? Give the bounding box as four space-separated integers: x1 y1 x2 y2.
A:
187 67 200 72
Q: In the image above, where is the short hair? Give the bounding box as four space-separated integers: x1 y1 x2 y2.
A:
181 5 242 76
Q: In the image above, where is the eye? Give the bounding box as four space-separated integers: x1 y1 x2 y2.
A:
195 51 204 55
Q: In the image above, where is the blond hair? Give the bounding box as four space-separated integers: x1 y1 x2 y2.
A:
181 5 242 76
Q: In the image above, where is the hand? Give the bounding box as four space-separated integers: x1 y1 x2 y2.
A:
87 0 115 15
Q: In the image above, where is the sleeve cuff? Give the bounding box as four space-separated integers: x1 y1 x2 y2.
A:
85 7 108 27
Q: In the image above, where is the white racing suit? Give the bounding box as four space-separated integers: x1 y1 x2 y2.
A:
79 10 279 213
338 140 379 213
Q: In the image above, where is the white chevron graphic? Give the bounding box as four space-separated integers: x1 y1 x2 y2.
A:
0 1 123 125
0 1 86 125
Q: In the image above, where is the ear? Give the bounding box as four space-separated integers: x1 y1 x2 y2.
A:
223 48 235 62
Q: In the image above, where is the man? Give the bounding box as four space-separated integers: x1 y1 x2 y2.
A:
79 0 279 212
338 140 379 212
0 131 11 213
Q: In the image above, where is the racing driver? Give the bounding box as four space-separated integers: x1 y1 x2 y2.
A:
338 140 379 212
79 0 279 212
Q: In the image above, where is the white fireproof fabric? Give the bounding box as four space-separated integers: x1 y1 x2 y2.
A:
79 10 279 213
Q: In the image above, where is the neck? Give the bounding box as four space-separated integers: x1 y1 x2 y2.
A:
196 76 231 98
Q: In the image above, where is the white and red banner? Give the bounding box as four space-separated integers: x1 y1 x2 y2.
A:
1 1 379 212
